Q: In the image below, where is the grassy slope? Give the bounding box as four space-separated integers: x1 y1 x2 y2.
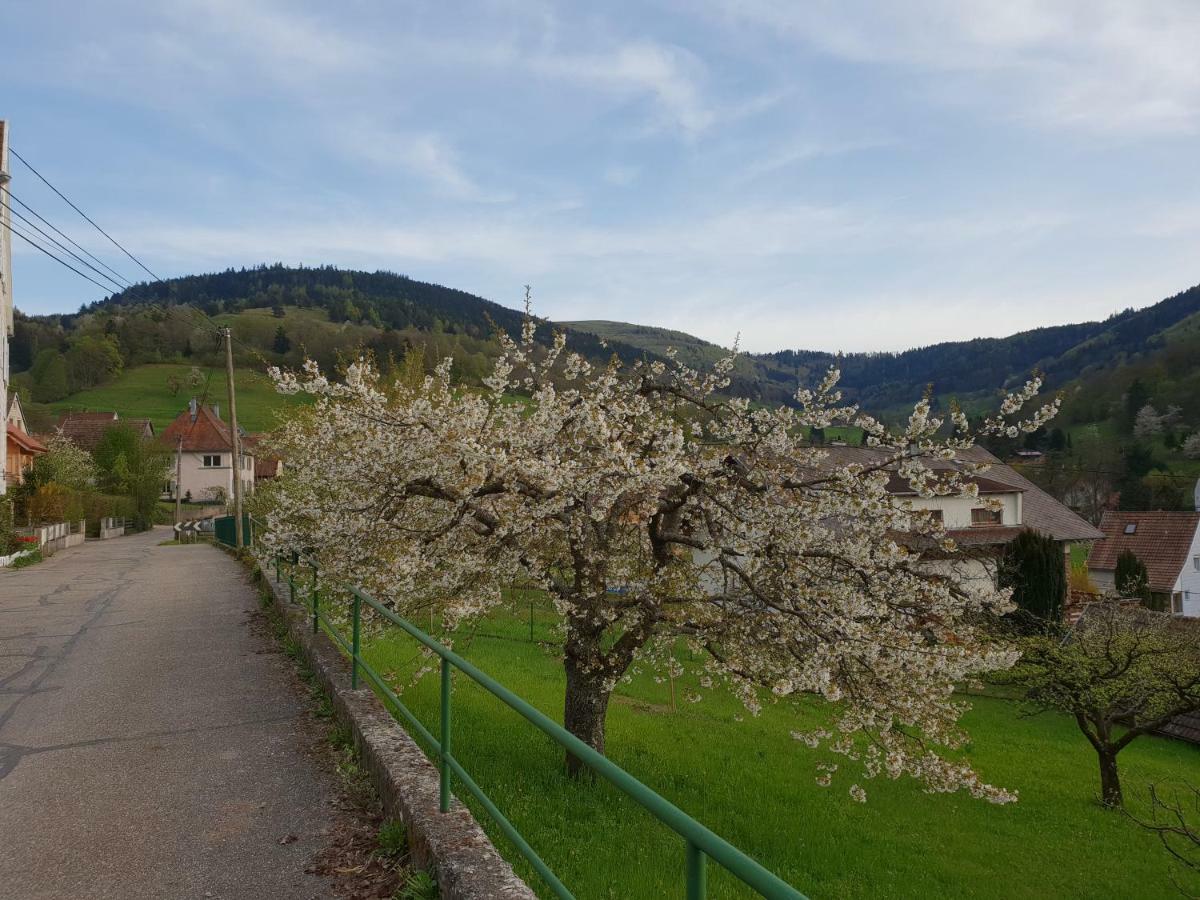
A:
356 597 1200 899
565 320 798 384
46 363 306 432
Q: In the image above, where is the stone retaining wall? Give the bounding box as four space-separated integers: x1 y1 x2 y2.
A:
261 565 536 900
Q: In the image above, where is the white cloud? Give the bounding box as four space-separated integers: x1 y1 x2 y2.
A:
523 39 714 136
692 0 1200 135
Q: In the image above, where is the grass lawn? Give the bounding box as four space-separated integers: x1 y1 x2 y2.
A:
343 597 1200 898
47 363 309 432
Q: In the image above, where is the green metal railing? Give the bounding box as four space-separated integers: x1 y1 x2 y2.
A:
269 546 805 900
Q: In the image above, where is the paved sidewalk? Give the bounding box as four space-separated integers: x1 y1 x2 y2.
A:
0 528 336 899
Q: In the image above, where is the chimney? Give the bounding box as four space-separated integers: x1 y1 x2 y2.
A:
212 403 220 420
188 398 197 421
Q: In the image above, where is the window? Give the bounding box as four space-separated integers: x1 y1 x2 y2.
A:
1194 556 1199 571
1124 523 1137 535
927 509 944 525
202 454 222 468
1173 593 1184 615
971 508 1002 526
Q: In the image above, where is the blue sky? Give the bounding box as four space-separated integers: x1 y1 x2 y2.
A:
6 0 1200 351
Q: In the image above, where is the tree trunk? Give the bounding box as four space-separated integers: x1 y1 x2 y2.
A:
562 651 612 778
1098 748 1123 808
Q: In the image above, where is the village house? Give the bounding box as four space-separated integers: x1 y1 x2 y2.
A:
54 410 155 453
242 434 283 484
161 401 255 504
5 393 46 487
820 445 1104 586
1086 511 1200 617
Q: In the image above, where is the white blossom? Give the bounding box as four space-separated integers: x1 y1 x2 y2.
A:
257 311 1052 802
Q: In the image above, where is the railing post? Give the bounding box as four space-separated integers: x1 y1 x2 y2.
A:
686 841 707 900
288 552 297 604
440 657 452 813
529 598 534 643
351 592 361 690
311 578 319 634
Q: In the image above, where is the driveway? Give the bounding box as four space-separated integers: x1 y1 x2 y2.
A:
0 528 336 899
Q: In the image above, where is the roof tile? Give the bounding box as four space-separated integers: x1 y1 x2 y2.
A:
1086 511 1200 593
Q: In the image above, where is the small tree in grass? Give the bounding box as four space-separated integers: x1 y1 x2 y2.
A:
261 308 1059 800
999 529 1066 624
1115 549 1152 605
1008 601 1200 807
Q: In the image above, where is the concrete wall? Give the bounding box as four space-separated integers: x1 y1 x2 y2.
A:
65 521 85 549
98 517 128 540
1090 568 1117 594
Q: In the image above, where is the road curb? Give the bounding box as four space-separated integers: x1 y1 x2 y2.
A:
260 565 537 900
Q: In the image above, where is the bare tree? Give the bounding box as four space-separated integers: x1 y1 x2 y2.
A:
1129 783 1200 897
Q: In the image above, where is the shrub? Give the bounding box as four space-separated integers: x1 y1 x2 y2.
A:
999 529 1067 624
1115 549 1151 604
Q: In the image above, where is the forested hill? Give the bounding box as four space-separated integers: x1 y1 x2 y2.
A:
570 283 1200 415
759 283 1200 412
12 264 1200 423
80 263 644 368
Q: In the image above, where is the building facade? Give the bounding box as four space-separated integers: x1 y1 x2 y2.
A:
1087 511 1200 616
0 121 14 497
5 395 46 486
161 402 255 504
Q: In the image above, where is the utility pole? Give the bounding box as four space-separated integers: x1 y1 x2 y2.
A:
222 327 244 548
174 433 183 526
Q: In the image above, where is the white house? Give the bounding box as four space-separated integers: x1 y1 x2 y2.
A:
1087 511 1200 616
160 401 255 504
820 445 1104 588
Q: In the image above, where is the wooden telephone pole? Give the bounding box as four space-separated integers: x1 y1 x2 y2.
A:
222 328 244 548
174 433 183 525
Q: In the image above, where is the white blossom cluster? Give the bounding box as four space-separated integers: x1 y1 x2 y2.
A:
259 316 1058 803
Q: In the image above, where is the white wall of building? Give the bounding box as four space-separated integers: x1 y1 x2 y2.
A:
170 451 255 503
909 491 1021 529
0 121 14 497
1173 526 1200 617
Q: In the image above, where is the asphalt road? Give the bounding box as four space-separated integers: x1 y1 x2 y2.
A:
0 528 336 899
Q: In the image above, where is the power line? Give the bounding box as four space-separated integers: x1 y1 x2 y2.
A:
8 145 273 372
9 146 161 281
1 218 115 294
5 191 132 286
0 196 129 292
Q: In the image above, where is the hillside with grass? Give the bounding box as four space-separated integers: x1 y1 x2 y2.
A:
42 363 308 433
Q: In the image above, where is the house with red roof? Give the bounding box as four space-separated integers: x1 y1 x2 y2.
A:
1087 511 1200 617
5 394 46 487
160 401 256 504
54 411 155 452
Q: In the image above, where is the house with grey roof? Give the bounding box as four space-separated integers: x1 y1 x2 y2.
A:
819 445 1104 590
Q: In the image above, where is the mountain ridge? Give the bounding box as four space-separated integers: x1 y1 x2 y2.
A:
13 264 1200 421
